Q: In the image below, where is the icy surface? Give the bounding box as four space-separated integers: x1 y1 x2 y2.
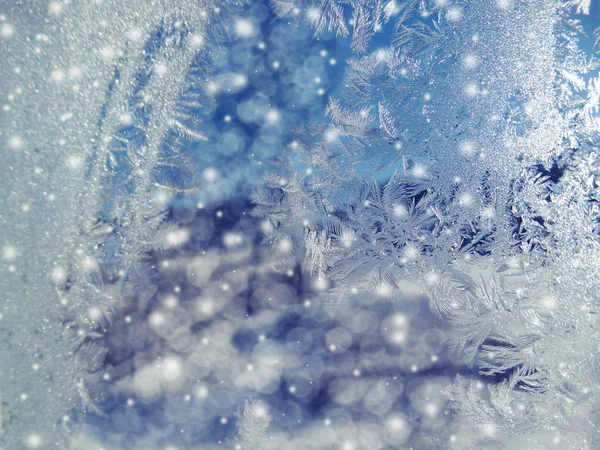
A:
1 1 599 449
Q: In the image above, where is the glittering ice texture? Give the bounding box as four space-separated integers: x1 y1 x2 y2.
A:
1 1 599 449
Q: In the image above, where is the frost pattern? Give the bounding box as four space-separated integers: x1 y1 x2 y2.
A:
2 0 600 449
0 0 245 447
255 0 600 448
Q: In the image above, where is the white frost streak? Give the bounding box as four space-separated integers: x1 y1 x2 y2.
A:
0 0 214 447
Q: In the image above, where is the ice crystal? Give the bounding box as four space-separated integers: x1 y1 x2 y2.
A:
255 0 600 448
1 0 246 447
2 0 600 449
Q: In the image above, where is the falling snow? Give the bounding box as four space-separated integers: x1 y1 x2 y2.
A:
1 1 600 450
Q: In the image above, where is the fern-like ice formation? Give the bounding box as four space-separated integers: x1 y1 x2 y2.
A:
0 1 248 447
2 0 600 448
255 0 600 448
